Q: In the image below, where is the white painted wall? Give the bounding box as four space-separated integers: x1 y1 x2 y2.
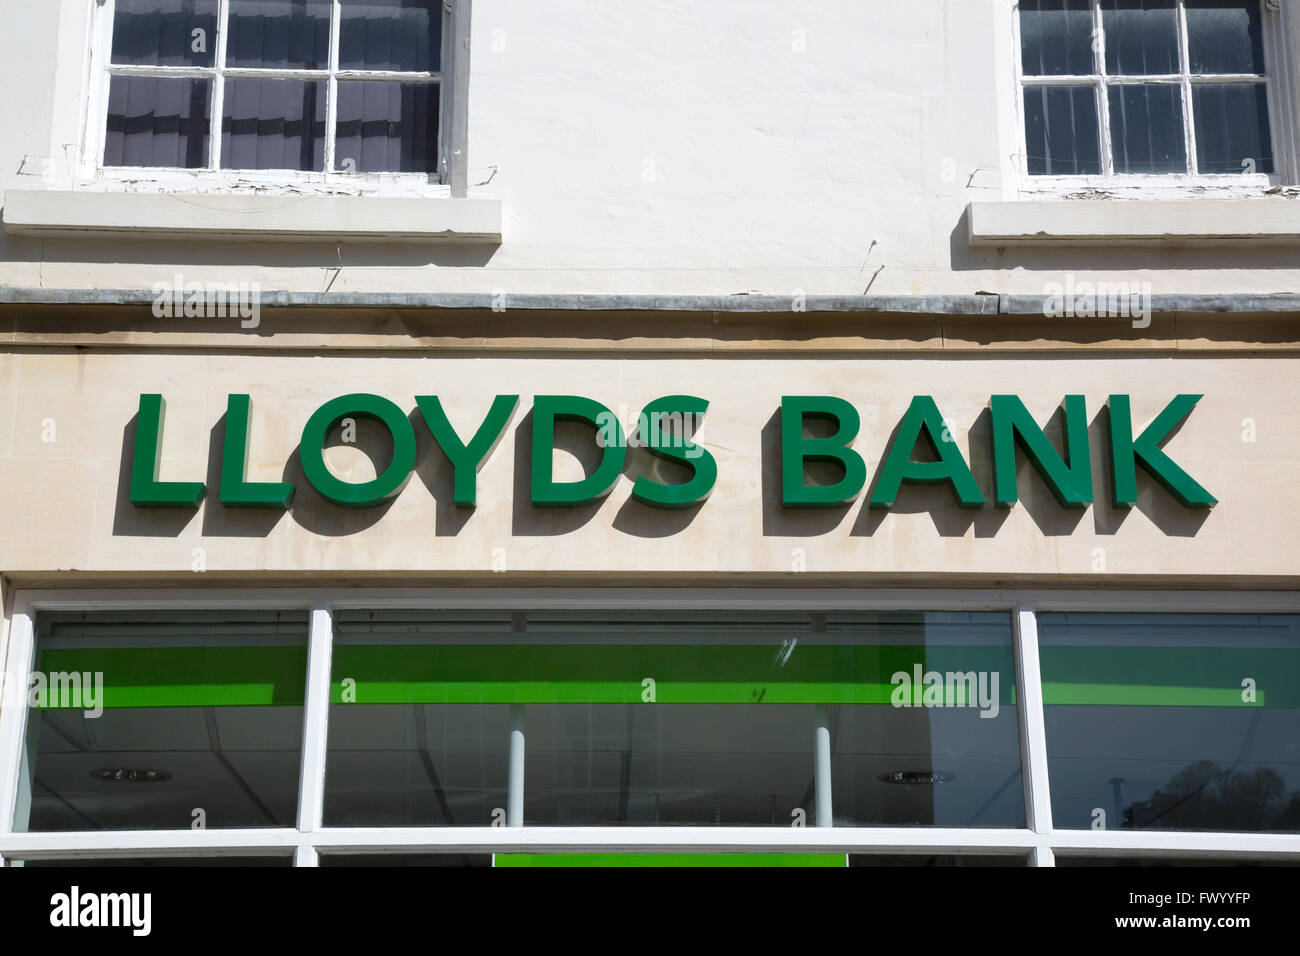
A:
1 0 1298 297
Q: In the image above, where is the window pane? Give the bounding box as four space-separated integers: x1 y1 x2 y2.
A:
105 76 212 169
324 612 511 826
335 81 439 173
1040 613 1300 833
850 855 1028 867
1108 84 1187 173
325 609 1020 829
1101 0 1178 75
1020 0 1096 77
1194 83 1274 174
226 0 332 70
17 611 308 831
112 0 219 67
320 854 493 867
1024 85 1102 175
827 613 1022 827
14 857 292 867
221 78 327 172
1186 0 1267 74
340 0 443 73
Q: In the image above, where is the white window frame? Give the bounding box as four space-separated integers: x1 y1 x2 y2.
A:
1010 0 1299 193
2 586 1299 868
77 0 473 198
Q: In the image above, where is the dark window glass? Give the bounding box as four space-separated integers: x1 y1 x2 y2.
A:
324 610 1019 828
112 0 219 68
495 854 846 867
335 81 439 173
1024 85 1102 175
850 854 1028 867
1193 83 1273 174
1186 0 1267 74
1109 84 1187 172
18 611 308 832
221 78 327 171
14 856 292 867
1020 0 1096 76
324 612 512 827
1057 855 1293 867
1102 0 1179 75
1041 613 1300 833
340 0 442 72
827 613 1022 827
226 0 332 70
320 854 492 867
104 76 212 169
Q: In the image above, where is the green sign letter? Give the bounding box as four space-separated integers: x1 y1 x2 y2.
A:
129 394 205 508
631 395 717 509
220 394 294 509
870 396 985 509
300 394 416 508
781 396 867 508
990 395 1092 508
415 395 519 508
531 395 626 507
1108 394 1217 508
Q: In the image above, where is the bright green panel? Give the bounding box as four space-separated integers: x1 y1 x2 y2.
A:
35 646 307 709
494 853 847 868
329 643 1017 705
1041 646 1298 707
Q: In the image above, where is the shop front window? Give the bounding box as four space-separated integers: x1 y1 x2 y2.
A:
1040 612 1300 832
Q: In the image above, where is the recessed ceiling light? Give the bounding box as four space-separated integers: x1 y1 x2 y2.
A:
90 768 172 784
878 770 955 786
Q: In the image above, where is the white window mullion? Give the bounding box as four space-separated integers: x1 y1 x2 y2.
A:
325 0 342 173
210 0 231 171
1093 0 1115 176
295 601 335 838
1177 0 1199 174
1012 605 1055 863
0 604 36 836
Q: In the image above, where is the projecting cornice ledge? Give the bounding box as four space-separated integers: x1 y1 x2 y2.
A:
967 199 1300 247
0 189 503 243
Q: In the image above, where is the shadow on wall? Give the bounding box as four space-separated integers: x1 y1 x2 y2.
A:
948 205 1300 275
113 400 1215 541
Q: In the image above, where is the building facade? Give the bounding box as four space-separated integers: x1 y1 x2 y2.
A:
0 0 1298 867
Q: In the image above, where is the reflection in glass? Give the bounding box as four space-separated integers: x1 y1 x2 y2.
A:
1109 84 1187 173
1024 86 1102 175
221 78 327 171
1041 613 1300 832
334 81 439 173
1186 0 1267 74
1193 83 1273 174
1102 0 1179 75
112 0 220 68
322 610 1020 828
340 0 443 72
18 611 308 831
105 76 212 169
227 0 332 70
1020 0 1096 77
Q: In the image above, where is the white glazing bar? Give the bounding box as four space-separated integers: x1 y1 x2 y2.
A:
325 0 342 172
211 0 231 171
1094 0 1115 176
814 704 833 827
0 605 36 835
1178 0 1199 174
1032 845 1056 867
507 704 525 827
1012 604 1055 853
295 602 334 834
